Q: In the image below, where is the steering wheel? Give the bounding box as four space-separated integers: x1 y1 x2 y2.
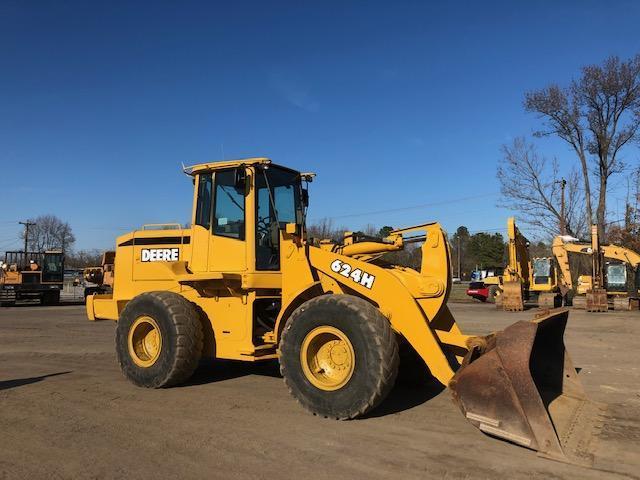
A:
257 217 272 243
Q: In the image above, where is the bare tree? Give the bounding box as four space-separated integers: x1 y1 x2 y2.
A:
66 249 104 268
306 218 350 242
608 167 640 251
525 54 640 239
306 217 334 240
497 137 586 237
22 214 75 252
361 223 378 237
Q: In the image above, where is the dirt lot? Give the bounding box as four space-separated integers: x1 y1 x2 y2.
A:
0 302 638 480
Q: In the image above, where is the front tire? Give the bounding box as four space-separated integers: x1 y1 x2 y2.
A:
279 294 399 419
116 292 203 388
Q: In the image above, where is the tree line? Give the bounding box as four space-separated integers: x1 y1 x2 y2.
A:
6 213 553 277
308 218 511 279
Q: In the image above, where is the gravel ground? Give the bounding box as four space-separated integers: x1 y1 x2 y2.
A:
0 302 638 479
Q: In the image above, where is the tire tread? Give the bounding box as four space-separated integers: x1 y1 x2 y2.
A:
280 294 399 419
117 291 203 388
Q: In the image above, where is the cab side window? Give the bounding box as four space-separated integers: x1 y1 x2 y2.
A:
213 170 245 240
195 173 212 229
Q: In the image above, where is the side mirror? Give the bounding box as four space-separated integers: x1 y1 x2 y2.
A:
234 168 247 191
301 188 309 207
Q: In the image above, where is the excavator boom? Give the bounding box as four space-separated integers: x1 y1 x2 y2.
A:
501 217 531 311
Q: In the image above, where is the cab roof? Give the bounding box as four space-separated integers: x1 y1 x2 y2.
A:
185 157 297 175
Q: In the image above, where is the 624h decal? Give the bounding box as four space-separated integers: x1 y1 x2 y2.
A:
330 260 376 289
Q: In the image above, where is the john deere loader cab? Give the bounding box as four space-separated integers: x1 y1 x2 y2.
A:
179 159 309 353
189 161 305 274
87 158 604 466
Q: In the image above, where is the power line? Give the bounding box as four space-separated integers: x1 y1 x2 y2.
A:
309 192 499 221
0 235 19 243
0 240 21 250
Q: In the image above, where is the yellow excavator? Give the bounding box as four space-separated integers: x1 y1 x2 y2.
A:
552 227 640 311
86 158 603 464
494 217 565 311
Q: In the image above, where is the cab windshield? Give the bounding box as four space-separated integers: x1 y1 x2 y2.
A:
42 252 64 283
607 264 627 289
255 167 304 270
533 258 551 284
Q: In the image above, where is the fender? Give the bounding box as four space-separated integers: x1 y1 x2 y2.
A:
308 246 458 384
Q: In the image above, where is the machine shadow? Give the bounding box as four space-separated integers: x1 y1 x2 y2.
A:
0 301 85 308
365 377 446 418
0 371 71 391
183 359 282 387
185 358 446 417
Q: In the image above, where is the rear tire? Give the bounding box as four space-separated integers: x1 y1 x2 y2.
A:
116 291 203 388
279 294 399 419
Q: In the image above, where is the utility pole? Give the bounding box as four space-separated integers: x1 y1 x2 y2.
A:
555 178 567 235
19 221 36 254
457 235 461 279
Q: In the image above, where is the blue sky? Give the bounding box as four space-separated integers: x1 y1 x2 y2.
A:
1 0 639 251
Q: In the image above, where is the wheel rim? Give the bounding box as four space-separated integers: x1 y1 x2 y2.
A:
128 315 162 368
300 326 355 391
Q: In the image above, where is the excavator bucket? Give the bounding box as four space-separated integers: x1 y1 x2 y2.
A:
586 289 608 312
449 309 605 465
537 292 562 308
500 280 524 311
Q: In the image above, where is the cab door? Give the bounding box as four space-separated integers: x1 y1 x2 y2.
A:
209 169 247 272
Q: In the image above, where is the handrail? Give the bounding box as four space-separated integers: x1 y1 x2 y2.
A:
141 223 183 230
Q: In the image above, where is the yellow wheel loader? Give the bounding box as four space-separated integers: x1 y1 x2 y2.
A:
86 158 603 464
